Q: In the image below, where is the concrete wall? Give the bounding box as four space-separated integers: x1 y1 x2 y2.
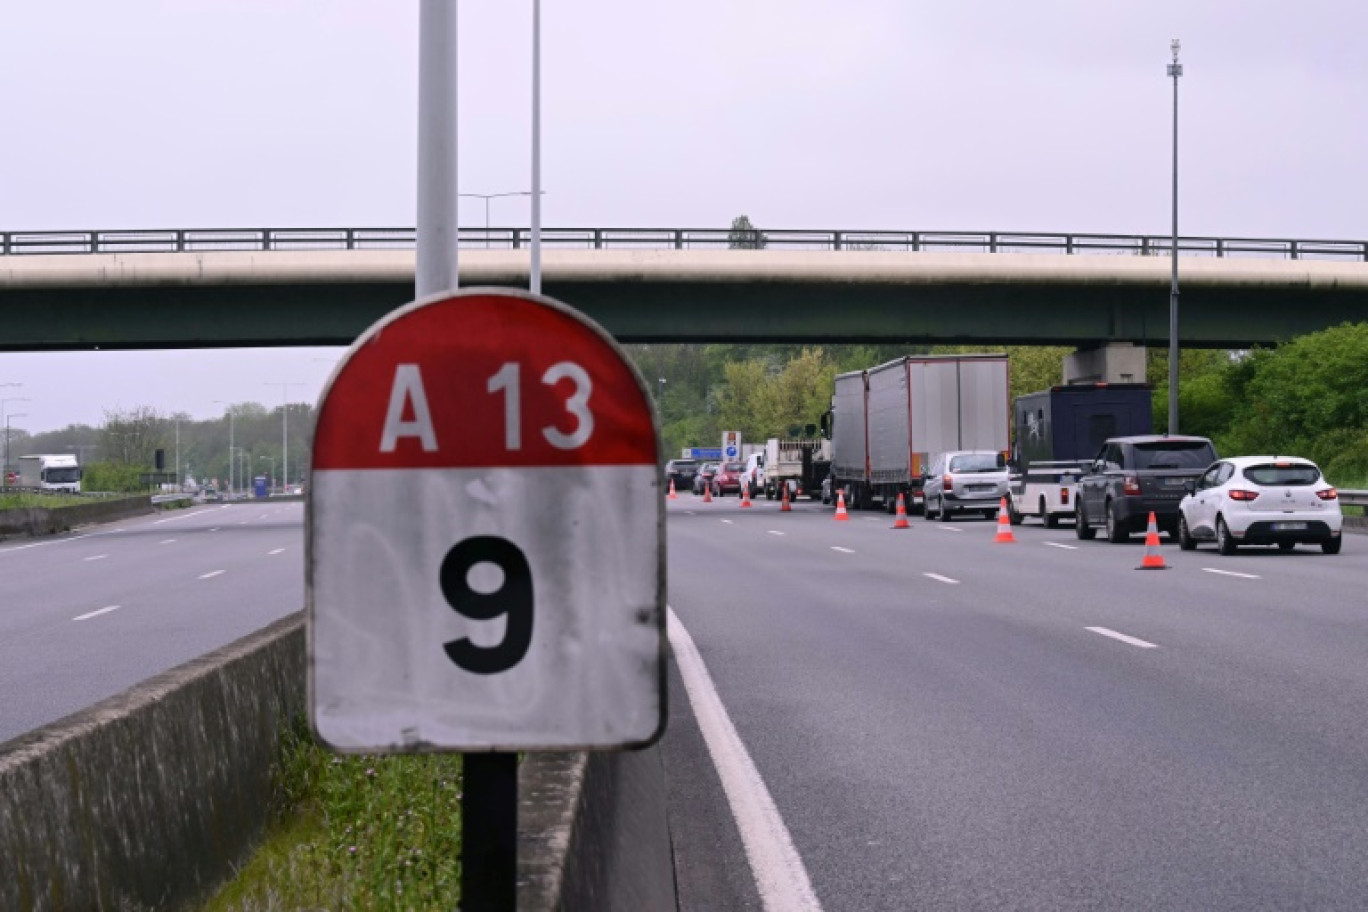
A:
0 610 678 912
0 615 305 912
0 495 154 538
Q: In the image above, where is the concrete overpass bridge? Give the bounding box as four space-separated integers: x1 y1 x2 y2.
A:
2 227 1367 351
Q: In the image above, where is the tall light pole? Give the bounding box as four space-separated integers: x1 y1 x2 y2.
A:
1 397 30 483
265 382 302 492
4 414 27 487
214 401 235 495
459 191 542 247
1167 38 1183 435
657 377 667 407
531 0 543 294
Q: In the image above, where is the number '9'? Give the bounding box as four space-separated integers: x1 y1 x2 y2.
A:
440 537 533 675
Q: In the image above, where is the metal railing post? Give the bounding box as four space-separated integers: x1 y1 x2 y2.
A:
593 228 602 250
673 230 682 250
833 231 843 251
1290 240 1300 260
989 233 998 254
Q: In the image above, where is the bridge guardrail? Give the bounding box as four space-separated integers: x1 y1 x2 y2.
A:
3 227 1368 261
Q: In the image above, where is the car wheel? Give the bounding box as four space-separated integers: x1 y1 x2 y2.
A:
1277 541 1296 552
1075 502 1096 540
1105 501 1127 543
1041 497 1059 529
937 497 951 522
1007 498 1023 526
1322 537 1342 555
1217 516 1238 555
922 495 935 521
1178 514 1196 551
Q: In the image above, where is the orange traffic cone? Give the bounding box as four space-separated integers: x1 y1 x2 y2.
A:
739 484 753 508
892 492 910 529
1137 512 1167 569
834 489 850 521
994 497 1016 543
668 479 678 500
780 484 792 512
702 484 712 503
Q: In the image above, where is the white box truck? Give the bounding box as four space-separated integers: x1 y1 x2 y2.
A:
18 453 83 493
758 436 832 501
826 354 1010 513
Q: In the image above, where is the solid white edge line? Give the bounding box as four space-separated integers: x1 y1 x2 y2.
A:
1085 626 1159 649
830 546 854 553
1044 542 1078 550
923 572 959 584
74 605 121 621
198 570 226 580
668 608 823 912
1201 567 1261 580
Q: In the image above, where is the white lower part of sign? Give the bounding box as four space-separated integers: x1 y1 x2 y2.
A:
310 465 662 751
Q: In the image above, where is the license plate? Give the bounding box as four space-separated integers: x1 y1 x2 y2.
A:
966 484 994 493
1272 521 1306 531
1163 477 1186 486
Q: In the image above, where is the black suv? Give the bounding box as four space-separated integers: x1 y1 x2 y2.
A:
1076 434 1217 542
664 459 699 492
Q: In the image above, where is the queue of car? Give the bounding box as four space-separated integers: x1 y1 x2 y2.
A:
669 436 1347 556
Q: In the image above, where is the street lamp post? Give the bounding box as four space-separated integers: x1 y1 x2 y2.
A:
214 401 235 495
459 192 541 248
265 383 301 493
4 414 27 487
1167 38 1183 435
657 377 667 408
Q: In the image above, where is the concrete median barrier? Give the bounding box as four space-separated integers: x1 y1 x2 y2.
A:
0 611 677 911
0 495 154 538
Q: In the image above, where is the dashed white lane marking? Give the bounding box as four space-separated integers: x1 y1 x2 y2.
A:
923 572 959 585
831 546 855 554
686 511 697 516
238 520 249 525
668 609 824 912
1202 567 1261 580
83 554 109 562
209 527 221 533
198 570 226 580
1086 627 1159 649
767 531 786 536
268 548 285 556
159 539 177 545
1045 542 1078 550
73 605 121 621
863 517 881 523
934 526 963 533
153 509 215 525
721 519 735 525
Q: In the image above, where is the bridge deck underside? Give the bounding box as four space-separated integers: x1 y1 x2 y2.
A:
3 278 1366 351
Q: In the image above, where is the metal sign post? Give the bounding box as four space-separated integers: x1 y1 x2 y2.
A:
308 289 665 910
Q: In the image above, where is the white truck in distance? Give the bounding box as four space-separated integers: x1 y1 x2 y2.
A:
760 436 831 501
18 454 83 493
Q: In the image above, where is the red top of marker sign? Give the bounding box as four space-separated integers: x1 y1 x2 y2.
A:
313 291 656 470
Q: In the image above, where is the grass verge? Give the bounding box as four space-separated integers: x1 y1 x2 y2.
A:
0 493 89 510
203 720 464 912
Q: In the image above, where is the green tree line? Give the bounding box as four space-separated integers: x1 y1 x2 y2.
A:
7 401 315 493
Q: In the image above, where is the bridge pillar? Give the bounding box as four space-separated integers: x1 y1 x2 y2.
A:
1063 342 1147 385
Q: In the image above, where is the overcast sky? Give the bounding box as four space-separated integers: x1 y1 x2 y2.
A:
1 0 1363 434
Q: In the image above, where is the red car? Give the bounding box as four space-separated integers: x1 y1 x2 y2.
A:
712 462 746 496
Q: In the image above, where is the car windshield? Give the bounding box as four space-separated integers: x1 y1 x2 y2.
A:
1132 441 1216 469
948 454 1000 473
702 464 718 473
1244 464 1320 486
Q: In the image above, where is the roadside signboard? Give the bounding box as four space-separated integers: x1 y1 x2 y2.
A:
688 447 723 461
308 288 665 752
723 430 741 461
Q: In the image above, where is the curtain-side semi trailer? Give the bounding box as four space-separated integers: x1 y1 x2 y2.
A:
1007 383 1153 526
827 354 1010 514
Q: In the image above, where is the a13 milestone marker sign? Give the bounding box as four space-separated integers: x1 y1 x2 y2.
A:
308 288 664 752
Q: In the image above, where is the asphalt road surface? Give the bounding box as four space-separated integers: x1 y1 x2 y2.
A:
662 492 1368 911
0 501 303 744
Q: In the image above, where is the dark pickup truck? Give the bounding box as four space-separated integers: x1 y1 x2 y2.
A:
1075 434 1218 542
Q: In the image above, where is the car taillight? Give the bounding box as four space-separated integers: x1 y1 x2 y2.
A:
1060 488 1070 505
943 474 953 491
1317 488 1339 501
1122 476 1141 496
1227 489 1260 501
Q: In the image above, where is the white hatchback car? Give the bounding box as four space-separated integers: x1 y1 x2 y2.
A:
1177 456 1343 555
